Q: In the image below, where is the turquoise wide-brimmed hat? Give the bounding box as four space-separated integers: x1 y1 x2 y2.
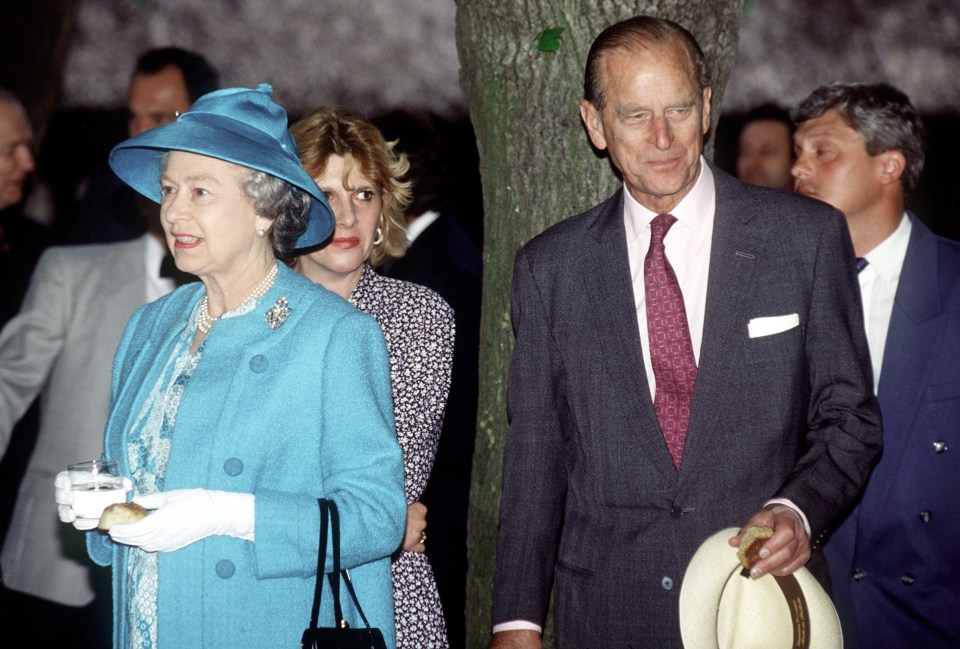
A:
109 83 333 250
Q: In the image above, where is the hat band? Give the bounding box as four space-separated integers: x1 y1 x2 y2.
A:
769 573 810 648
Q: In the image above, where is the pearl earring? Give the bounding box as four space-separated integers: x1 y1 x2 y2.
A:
257 226 266 238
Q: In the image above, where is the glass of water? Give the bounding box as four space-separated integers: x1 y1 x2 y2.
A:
67 459 126 522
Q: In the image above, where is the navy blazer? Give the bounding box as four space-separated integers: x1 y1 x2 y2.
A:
492 165 882 648
825 213 960 649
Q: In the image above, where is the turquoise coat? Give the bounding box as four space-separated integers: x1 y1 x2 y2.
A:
87 263 406 649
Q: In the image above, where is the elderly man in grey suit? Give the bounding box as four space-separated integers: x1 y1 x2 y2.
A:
488 16 882 649
0 215 188 647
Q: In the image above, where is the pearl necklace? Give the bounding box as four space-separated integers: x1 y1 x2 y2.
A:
196 263 279 335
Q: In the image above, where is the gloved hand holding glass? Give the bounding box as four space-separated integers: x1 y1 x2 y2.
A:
55 459 132 530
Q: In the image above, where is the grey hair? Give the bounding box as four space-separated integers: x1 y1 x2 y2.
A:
157 152 310 257
792 82 925 195
243 170 310 258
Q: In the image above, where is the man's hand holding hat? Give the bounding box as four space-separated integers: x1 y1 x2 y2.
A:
729 504 811 579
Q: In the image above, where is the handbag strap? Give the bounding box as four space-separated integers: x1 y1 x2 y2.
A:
325 500 375 630
308 498 330 630
327 497 345 625
341 566 376 630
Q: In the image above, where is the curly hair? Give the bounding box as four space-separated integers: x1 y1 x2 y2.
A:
291 106 411 268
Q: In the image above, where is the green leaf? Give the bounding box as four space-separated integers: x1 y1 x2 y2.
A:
537 27 564 53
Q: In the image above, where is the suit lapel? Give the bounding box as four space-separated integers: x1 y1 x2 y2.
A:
680 168 764 475
856 215 945 542
580 190 675 470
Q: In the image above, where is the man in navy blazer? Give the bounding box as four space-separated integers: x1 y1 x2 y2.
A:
794 82 960 649
489 16 882 649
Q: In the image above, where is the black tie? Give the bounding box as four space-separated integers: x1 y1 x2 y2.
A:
159 253 196 287
855 257 869 273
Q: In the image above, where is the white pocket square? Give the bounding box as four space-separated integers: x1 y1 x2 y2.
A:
748 313 800 338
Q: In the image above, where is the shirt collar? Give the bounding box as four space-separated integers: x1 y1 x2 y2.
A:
623 156 715 243
863 212 911 281
405 210 440 243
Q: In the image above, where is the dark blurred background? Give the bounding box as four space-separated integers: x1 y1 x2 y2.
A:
2 0 958 242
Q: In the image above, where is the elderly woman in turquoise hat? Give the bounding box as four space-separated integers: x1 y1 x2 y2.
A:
53 84 406 649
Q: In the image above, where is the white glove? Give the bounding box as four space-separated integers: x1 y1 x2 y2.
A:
55 470 133 531
108 488 255 552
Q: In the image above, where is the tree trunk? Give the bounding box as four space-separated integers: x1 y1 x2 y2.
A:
455 2 740 646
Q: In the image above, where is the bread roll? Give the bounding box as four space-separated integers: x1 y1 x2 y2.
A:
736 525 774 570
98 502 148 530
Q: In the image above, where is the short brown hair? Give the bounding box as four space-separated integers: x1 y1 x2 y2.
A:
291 106 411 267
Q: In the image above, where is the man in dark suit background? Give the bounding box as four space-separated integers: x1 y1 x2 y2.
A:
793 82 960 649
374 108 482 649
489 16 882 649
0 88 53 552
69 46 219 243
735 102 795 191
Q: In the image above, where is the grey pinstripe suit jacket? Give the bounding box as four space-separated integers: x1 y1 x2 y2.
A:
492 165 882 648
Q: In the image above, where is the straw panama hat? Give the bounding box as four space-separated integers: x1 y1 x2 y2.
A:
109 83 333 251
679 527 842 649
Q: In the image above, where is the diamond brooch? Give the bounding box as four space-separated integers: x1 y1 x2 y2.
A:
264 296 291 330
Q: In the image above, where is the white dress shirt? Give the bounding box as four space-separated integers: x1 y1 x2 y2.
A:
404 209 440 244
145 234 176 302
858 213 911 392
625 159 714 400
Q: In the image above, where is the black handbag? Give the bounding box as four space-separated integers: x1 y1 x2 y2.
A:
301 498 388 649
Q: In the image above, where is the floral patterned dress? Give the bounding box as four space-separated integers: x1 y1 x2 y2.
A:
350 265 454 649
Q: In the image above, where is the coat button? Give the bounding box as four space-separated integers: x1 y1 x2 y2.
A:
920 510 933 523
661 576 674 591
216 559 235 579
223 458 244 476
901 573 915 586
670 506 683 519
249 355 269 373
933 440 948 453
852 569 866 582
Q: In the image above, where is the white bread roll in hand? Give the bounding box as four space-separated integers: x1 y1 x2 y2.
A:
98 502 149 530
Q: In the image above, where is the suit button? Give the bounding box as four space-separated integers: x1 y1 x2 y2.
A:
661 576 674 591
223 458 244 476
216 559 235 579
670 506 683 519
920 510 933 523
249 355 269 373
852 569 866 582
901 573 915 586
933 440 948 453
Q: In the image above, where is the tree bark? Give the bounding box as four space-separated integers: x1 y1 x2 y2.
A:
455 2 740 646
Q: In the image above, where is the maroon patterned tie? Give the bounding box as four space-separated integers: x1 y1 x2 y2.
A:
644 213 697 469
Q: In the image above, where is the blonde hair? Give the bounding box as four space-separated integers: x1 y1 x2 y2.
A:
291 106 411 267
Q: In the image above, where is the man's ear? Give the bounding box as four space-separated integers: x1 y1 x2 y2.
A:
580 99 607 151
878 150 906 186
701 86 713 135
